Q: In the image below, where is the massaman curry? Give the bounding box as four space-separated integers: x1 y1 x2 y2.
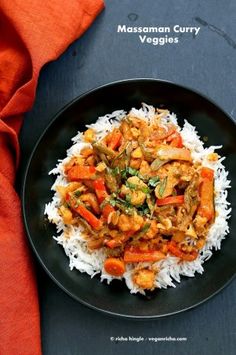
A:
56 109 215 290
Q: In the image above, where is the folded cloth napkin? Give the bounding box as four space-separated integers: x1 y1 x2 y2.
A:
0 1 104 354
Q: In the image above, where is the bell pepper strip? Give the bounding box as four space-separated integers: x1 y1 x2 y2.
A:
198 167 214 221
124 247 166 263
168 241 198 261
93 177 108 203
107 129 122 150
101 203 115 220
66 193 102 230
157 147 192 162
156 195 184 206
104 258 125 276
67 165 96 181
166 131 183 148
73 204 102 230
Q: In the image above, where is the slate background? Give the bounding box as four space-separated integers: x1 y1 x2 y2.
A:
18 1 236 354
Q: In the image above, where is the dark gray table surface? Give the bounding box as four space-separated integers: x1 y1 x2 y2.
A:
18 1 236 354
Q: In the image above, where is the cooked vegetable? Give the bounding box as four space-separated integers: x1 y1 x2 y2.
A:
133 269 155 289
59 205 73 224
201 167 214 180
80 147 94 157
93 177 108 203
67 165 96 181
93 142 116 157
107 129 122 150
104 172 119 192
168 241 198 261
87 238 104 250
139 143 154 162
55 107 218 292
198 167 214 221
102 203 115 220
80 193 100 214
118 213 143 232
184 173 200 215
56 182 83 199
150 125 175 141
104 239 122 249
84 128 95 143
157 147 192 162
148 176 160 187
104 258 125 276
150 158 169 171
156 195 184 206
66 194 102 230
157 176 168 198
166 131 183 148
73 204 102 230
124 247 165 263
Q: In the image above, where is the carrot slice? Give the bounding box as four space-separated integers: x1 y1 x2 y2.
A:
93 177 108 203
156 195 184 206
67 166 96 181
104 258 125 276
124 248 165 263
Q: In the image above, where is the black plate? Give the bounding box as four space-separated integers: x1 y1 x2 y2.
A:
22 79 236 318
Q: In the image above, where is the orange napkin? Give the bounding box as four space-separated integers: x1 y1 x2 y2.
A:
0 1 104 354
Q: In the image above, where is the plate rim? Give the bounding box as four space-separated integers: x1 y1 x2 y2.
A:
21 77 236 319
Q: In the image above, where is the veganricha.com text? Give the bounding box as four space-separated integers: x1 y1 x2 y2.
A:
110 335 188 342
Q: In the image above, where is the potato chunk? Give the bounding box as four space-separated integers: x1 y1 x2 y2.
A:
133 269 155 290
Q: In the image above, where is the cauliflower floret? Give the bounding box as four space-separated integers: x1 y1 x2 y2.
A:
133 269 155 290
117 213 143 232
142 220 158 239
121 176 148 206
130 190 146 205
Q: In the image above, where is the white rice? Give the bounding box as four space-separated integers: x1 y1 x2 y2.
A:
44 104 231 294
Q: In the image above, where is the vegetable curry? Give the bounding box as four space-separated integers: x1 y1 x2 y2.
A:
57 109 215 290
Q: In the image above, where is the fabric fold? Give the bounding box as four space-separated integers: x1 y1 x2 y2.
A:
0 1 104 354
